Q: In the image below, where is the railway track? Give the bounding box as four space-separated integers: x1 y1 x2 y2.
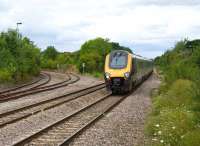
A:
13 92 128 146
0 83 105 128
0 73 80 102
0 73 51 95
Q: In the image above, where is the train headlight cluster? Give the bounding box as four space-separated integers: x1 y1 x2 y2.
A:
105 72 111 79
124 72 130 79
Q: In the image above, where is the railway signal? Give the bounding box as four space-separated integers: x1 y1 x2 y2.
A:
82 62 85 74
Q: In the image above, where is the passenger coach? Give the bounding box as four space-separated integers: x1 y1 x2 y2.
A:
104 50 153 93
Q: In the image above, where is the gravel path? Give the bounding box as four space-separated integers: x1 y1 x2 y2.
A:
68 73 160 146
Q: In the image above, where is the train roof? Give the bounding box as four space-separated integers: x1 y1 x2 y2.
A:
132 54 153 61
109 50 152 61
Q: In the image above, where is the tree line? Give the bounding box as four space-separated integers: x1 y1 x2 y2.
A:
0 29 132 82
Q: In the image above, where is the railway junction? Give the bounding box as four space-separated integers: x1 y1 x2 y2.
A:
0 71 160 146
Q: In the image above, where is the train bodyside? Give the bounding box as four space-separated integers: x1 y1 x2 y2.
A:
104 50 153 93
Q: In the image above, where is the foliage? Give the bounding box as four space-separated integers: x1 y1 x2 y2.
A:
40 48 77 71
0 31 133 82
42 46 58 60
0 29 40 82
146 108 196 146
180 129 200 146
40 37 133 76
146 39 200 146
78 37 132 74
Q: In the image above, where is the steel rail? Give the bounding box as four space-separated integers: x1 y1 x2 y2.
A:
0 73 49 95
0 73 80 102
0 83 105 128
59 93 129 146
12 72 152 146
13 93 113 146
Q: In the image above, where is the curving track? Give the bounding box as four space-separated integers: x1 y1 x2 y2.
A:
0 71 154 146
0 83 105 128
0 73 51 95
0 73 80 102
13 92 128 146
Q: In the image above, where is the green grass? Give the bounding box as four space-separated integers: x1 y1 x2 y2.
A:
91 72 104 79
145 79 199 146
180 129 200 146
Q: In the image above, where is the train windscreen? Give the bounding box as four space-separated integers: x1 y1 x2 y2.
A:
109 52 128 69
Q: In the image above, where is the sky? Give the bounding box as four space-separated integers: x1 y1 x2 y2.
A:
1 0 200 58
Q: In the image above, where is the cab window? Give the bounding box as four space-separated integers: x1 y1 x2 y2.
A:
109 52 128 69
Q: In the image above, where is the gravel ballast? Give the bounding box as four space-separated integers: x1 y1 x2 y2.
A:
0 72 102 115
0 72 160 146
0 88 108 146
68 74 160 146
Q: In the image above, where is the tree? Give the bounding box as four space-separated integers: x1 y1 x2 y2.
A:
78 37 133 73
42 46 58 60
0 29 41 82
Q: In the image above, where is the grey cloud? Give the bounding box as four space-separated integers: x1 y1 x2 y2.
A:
0 1 11 12
126 0 200 6
190 25 200 34
1 0 200 58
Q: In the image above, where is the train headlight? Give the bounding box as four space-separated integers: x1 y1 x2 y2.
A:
124 72 130 79
105 72 111 79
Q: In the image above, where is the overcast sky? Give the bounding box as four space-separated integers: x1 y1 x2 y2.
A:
1 0 200 58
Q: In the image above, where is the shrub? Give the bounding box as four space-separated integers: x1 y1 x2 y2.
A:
148 39 200 146
153 80 197 114
0 69 12 82
92 72 103 79
0 30 40 82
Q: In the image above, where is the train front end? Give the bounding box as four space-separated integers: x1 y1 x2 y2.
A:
104 50 132 93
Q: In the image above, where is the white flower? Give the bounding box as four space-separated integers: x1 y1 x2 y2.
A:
155 124 160 127
152 138 157 141
181 135 185 139
153 133 157 136
172 126 176 129
160 140 164 143
158 131 162 135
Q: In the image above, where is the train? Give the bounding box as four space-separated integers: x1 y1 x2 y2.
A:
104 50 153 93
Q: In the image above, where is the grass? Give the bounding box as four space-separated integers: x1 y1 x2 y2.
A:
145 79 200 146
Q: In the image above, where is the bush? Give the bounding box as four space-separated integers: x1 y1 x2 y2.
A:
0 30 40 82
147 39 200 146
41 58 57 69
92 72 103 79
153 80 197 115
0 69 12 82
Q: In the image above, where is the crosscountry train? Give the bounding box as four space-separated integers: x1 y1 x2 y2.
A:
104 50 153 93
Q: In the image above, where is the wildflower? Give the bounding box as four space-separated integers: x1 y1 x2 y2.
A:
172 126 176 129
158 131 162 135
160 140 164 143
155 124 160 127
181 135 184 139
153 133 157 136
152 138 157 141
